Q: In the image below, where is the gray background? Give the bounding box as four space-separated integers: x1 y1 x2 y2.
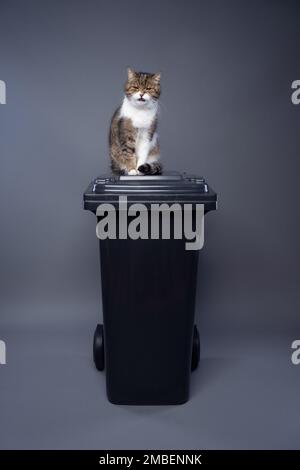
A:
1 0 300 449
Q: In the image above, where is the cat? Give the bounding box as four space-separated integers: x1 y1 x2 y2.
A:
109 68 162 175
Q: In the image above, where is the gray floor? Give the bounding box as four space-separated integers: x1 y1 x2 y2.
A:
1 298 299 450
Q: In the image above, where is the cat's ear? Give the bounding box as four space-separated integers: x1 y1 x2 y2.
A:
127 67 136 81
153 72 161 84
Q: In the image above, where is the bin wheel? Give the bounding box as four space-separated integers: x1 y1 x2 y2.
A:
191 325 200 371
93 324 105 371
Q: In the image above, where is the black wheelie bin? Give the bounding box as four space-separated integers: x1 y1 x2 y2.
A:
83 172 217 405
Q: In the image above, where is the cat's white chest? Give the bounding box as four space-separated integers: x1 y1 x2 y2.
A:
120 98 157 129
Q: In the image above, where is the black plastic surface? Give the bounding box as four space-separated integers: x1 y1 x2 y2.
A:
100 236 199 405
191 325 200 371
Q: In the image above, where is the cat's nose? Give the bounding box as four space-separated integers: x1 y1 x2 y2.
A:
138 92 146 101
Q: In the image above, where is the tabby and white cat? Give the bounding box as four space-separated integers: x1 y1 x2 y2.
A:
109 68 162 175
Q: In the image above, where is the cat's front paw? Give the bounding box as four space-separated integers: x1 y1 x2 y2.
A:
128 169 138 175
138 164 151 175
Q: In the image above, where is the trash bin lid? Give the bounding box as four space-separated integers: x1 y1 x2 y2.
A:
83 172 217 212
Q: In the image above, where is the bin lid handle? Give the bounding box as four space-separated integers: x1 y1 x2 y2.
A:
119 174 183 181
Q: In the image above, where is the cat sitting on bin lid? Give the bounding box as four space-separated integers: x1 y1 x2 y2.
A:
109 67 162 176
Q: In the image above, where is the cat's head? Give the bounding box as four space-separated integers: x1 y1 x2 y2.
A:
125 68 161 108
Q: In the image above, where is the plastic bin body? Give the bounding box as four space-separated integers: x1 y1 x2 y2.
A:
84 173 217 405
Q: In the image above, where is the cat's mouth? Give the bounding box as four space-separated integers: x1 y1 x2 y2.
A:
137 97 146 102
